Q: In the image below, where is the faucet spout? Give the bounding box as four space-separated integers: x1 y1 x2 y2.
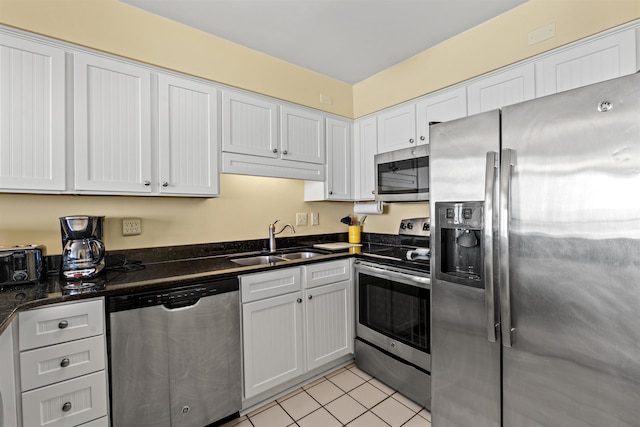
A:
268 220 296 253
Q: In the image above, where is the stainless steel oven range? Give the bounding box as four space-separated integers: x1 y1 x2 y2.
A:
354 217 431 409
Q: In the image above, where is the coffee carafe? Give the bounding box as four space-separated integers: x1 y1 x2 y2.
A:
60 215 106 279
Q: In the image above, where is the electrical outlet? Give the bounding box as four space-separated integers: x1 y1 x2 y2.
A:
311 212 319 226
296 213 308 226
122 218 142 236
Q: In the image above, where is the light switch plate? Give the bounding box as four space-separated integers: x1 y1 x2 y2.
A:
311 212 319 226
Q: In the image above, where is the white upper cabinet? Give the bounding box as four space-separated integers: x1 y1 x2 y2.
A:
73 52 152 193
280 105 325 164
467 63 536 115
222 90 278 158
158 74 219 196
536 28 638 97
416 86 467 141
305 117 351 201
0 34 66 192
377 104 417 154
354 117 377 201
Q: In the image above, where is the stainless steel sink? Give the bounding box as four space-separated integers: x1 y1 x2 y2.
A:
278 251 324 260
229 250 326 265
229 255 287 265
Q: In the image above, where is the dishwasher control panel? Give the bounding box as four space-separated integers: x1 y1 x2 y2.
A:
107 277 239 312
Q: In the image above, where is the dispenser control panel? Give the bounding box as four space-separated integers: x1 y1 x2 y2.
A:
440 203 482 229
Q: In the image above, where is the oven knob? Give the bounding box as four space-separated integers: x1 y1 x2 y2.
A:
390 341 397 349
407 223 413 230
400 223 406 229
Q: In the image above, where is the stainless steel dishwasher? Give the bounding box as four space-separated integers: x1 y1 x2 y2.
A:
107 276 240 427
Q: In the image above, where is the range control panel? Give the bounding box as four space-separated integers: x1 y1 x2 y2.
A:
398 217 431 237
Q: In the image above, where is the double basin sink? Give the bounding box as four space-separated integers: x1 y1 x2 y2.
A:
230 250 325 266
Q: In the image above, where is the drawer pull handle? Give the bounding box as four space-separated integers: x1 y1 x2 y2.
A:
62 402 72 412
60 358 70 368
58 320 69 329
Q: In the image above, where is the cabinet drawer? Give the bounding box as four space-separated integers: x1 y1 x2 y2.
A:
78 416 108 427
22 371 107 427
304 259 351 288
241 267 301 302
19 299 104 350
20 335 105 391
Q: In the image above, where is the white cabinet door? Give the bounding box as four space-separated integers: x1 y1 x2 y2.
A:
354 117 377 201
158 74 219 196
537 29 638 97
0 34 66 192
73 52 152 193
326 117 351 200
0 322 18 427
222 90 278 158
416 86 467 142
305 280 353 371
377 104 416 154
242 292 304 399
280 105 325 164
467 63 536 115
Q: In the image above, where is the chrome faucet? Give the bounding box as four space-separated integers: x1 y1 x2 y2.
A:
268 220 295 253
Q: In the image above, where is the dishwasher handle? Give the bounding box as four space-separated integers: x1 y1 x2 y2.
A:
163 297 201 309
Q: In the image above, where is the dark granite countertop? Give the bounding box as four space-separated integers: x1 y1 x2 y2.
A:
0 233 410 335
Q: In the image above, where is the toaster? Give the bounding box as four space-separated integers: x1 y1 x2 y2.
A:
0 245 46 285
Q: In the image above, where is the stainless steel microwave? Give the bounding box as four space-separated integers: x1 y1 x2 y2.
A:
375 144 429 202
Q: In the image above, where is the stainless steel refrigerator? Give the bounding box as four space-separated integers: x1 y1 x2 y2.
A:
429 72 640 427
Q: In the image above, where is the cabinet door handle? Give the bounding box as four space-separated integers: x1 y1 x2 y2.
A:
420 136 425 141
371 190 375 194
308 295 313 300
162 181 169 187
58 320 69 329
282 150 288 155
144 180 151 186
297 298 302 303
60 358 70 368
62 402 72 412
329 191 333 195
409 138 415 143
272 148 278 153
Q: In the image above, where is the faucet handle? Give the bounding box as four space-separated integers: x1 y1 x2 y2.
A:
271 219 280 226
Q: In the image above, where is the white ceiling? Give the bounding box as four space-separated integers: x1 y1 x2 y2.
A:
120 0 528 84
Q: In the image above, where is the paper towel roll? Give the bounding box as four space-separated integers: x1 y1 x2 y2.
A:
353 201 384 215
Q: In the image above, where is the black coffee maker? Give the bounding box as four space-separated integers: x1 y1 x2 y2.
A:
60 216 106 279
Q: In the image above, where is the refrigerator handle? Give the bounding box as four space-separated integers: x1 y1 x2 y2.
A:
499 148 515 347
484 151 498 343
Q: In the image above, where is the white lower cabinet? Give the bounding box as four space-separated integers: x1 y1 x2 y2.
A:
242 292 305 398
22 371 107 427
18 298 109 427
305 280 353 371
241 260 353 399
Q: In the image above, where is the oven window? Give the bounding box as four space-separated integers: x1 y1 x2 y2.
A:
377 156 429 195
358 273 430 353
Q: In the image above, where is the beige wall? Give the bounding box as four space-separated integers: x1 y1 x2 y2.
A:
0 175 429 255
0 0 638 252
354 0 640 117
0 0 353 118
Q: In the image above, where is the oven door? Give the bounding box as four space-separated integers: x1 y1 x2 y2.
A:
355 261 431 372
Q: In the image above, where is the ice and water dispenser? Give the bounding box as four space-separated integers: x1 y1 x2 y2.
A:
434 202 484 288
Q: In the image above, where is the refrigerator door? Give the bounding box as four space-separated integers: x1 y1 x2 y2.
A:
430 110 501 427
501 73 640 426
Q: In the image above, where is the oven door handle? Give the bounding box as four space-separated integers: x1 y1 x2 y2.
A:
355 264 431 286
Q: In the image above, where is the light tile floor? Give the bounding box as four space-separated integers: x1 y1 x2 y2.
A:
222 363 431 427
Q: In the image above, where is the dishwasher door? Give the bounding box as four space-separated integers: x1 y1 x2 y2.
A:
109 280 240 427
